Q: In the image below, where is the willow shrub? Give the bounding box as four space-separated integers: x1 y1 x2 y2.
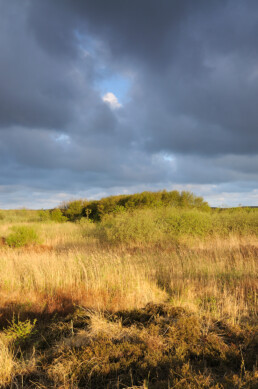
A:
98 209 161 244
96 207 258 245
157 208 212 237
211 209 258 236
97 208 213 244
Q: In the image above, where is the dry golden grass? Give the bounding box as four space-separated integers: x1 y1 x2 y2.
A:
0 339 14 386
0 220 257 387
0 222 257 320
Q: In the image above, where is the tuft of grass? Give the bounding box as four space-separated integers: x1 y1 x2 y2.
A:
0 339 14 386
5 226 41 247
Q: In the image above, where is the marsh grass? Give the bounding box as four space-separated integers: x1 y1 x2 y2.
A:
0 208 257 387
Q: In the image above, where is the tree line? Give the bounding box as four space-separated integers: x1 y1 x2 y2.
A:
49 190 210 222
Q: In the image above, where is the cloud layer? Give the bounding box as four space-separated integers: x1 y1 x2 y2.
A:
0 0 257 208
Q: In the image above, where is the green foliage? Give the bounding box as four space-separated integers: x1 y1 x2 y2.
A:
6 226 41 247
96 206 258 244
0 209 40 222
4 316 37 346
159 208 212 237
211 208 258 235
60 199 88 221
77 217 93 225
99 209 159 243
39 208 69 223
56 190 210 222
38 209 51 221
112 205 126 214
81 190 211 221
50 208 68 223
98 208 213 244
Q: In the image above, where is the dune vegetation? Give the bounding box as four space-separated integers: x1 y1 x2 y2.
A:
0 191 257 388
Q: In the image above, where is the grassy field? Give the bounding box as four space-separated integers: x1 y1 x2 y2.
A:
0 206 257 388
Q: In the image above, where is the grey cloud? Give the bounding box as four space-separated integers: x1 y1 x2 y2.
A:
0 0 257 208
173 154 258 185
0 0 102 130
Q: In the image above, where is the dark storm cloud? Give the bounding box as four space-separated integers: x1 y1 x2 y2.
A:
84 0 258 155
0 1 73 128
0 0 257 207
41 0 257 155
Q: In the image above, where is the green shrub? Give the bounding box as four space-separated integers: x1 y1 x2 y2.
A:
98 209 160 243
60 199 88 221
159 208 212 237
73 190 210 221
38 209 51 221
77 217 93 225
50 208 68 223
97 206 257 245
98 208 213 244
4 316 37 346
211 209 258 236
6 226 41 247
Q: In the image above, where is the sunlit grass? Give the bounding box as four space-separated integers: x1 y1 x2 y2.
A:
0 210 257 387
0 220 256 320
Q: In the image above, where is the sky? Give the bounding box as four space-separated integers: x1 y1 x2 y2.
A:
0 0 258 209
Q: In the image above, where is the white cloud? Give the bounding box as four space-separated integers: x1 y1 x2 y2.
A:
102 92 122 109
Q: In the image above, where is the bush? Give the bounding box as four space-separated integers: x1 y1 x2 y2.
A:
97 208 213 244
38 209 51 221
98 209 160 244
60 199 88 221
50 209 68 223
6 226 41 247
4 316 37 346
97 207 257 245
211 209 258 236
158 208 212 237
67 190 210 221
